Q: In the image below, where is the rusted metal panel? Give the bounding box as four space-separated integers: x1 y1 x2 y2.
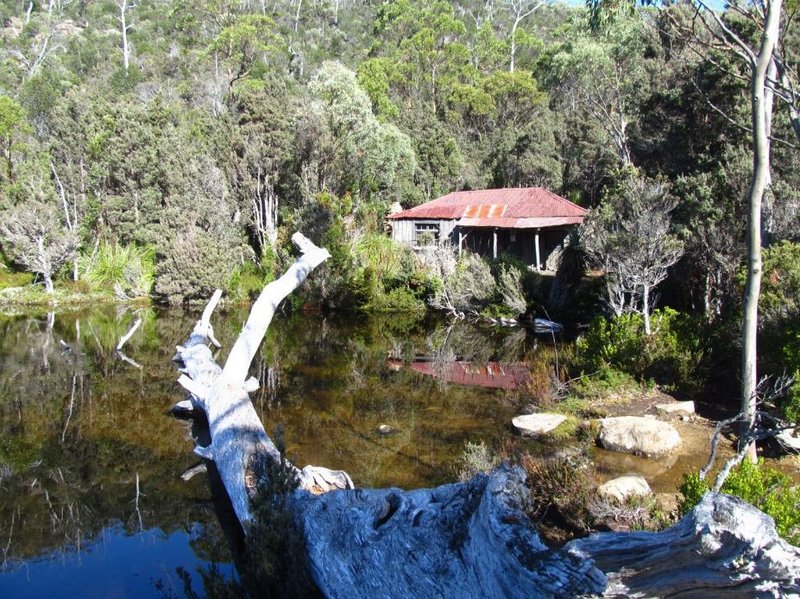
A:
457 216 584 228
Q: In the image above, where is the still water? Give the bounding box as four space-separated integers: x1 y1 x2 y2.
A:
0 305 534 597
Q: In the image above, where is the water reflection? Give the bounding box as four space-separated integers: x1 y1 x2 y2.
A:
0 306 538 596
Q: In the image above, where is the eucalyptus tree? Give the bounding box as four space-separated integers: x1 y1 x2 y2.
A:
305 61 416 207
117 0 135 71
583 175 684 335
545 13 651 167
503 0 548 72
589 0 800 458
0 160 78 294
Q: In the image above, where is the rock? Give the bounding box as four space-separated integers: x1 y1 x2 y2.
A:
598 416 681 458
655 401 695 416
597 474 652 503
512 413 567 437
378 424 394 435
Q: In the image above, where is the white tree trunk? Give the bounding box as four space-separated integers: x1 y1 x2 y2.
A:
173 233 352 528
740 0 781 460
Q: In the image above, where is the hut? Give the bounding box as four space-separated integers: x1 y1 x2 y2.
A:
386 187 587 270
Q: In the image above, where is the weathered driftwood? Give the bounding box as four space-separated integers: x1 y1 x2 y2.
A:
173 233 352 527
172 233 800 598
292 465 606 598
566 492 800 598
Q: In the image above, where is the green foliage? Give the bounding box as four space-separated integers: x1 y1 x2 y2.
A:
227 261 270 304
752 242 800 422
457 441 499 482
154 229 243 305
574 308 703 389
680 461 800 545
0 267 33 290
79 242 155 298
521 454 595 533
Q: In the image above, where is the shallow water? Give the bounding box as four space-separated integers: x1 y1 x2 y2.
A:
0 306 534 596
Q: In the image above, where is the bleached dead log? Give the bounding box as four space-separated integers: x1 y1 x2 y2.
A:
292 465 606 598
173 232 349 528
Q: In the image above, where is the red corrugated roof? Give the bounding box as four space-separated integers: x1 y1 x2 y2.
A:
387 188 587 224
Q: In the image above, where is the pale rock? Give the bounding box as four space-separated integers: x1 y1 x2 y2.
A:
512 413 567 437
598 416 681 458
656 401 695 416
597 474 652 502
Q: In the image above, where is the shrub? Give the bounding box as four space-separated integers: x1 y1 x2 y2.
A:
758 241 800 326
495 262 527 316
679 460 800 545
573 308 703 390
228 260 271 303
154 229 241 305
520 454 594 533
0 268 33 290
79 242 155 298
457 441 500 482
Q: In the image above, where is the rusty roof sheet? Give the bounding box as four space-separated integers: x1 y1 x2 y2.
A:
387 187 587 226
409 361 531 390
458 216 585 229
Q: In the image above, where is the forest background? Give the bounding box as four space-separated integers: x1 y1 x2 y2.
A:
0 0 799 417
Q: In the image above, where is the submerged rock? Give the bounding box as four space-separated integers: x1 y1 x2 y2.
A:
512 413 567 437
597 474 651 502
598 416 681 458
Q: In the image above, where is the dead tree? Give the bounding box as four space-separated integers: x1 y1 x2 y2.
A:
171 232 800 597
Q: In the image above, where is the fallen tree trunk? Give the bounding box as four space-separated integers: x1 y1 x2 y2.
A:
172 233 352 527
172 233 800 597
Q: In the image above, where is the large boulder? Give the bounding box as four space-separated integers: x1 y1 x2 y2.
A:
598 416 681 458
512 413 567 437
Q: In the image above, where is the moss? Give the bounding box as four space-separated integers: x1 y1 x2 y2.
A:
0 269 34 290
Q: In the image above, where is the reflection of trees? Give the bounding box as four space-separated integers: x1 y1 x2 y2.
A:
0 307 536 576
248 314 524 489
425 320 533 384
0 309 227 569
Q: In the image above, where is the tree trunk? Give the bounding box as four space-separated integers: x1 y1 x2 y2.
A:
173 233 351 527
740 0 781 460
642 283 651 335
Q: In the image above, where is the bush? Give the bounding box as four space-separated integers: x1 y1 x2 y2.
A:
573 308 703 390
679 460 800 545
457 441 500 482
520 454 594 533
154 229 241 305
758 241 800 326
228 260 272 304
0 268 33 290
79 242 155 298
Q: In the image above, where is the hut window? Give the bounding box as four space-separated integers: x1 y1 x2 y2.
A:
415 223 440 246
